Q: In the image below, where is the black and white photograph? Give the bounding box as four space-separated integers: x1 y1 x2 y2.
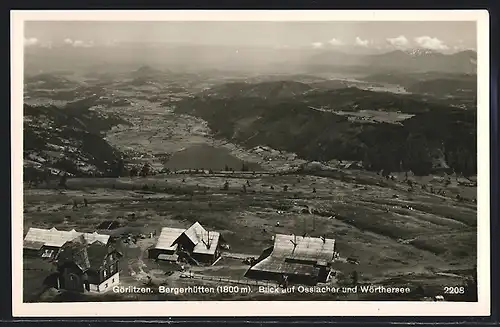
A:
11 10 490 317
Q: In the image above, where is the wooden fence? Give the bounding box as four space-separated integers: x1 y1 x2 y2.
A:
190 274 279 288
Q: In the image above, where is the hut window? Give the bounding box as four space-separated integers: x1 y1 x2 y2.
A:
105 283 108 288
42 249 54 258
103 269 107 278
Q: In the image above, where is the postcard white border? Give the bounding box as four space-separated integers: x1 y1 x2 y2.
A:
11 10 491 317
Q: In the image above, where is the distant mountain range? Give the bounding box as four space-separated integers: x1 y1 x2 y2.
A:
24 44 477 75
306 49 477 74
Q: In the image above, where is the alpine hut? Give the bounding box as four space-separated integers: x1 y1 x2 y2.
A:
245 234 336 285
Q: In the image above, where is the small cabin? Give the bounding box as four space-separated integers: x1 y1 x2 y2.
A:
148 222 224 265
55 239 122 293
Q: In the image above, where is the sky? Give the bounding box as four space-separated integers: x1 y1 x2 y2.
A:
24 21 477 52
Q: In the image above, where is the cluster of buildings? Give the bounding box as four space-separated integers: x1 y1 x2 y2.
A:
24 222 338 295
148 222 338 286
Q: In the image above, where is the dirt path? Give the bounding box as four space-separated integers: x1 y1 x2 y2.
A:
125 238 157 282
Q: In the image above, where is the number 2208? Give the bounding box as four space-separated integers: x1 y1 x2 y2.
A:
443 286 465 294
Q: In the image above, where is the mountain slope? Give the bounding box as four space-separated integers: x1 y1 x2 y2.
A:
23 101 130 178
201 80 313 99
361 72 476 105
175 83 476 176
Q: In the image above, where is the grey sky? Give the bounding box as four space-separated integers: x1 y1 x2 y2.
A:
24 21 476 51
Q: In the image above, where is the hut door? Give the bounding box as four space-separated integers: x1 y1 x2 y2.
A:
66 273 83 292
84 280 90 292
83 273 90 292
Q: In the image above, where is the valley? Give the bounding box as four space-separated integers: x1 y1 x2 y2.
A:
22 48 478 302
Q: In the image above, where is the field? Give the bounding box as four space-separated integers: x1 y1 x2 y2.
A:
23 161 477 301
